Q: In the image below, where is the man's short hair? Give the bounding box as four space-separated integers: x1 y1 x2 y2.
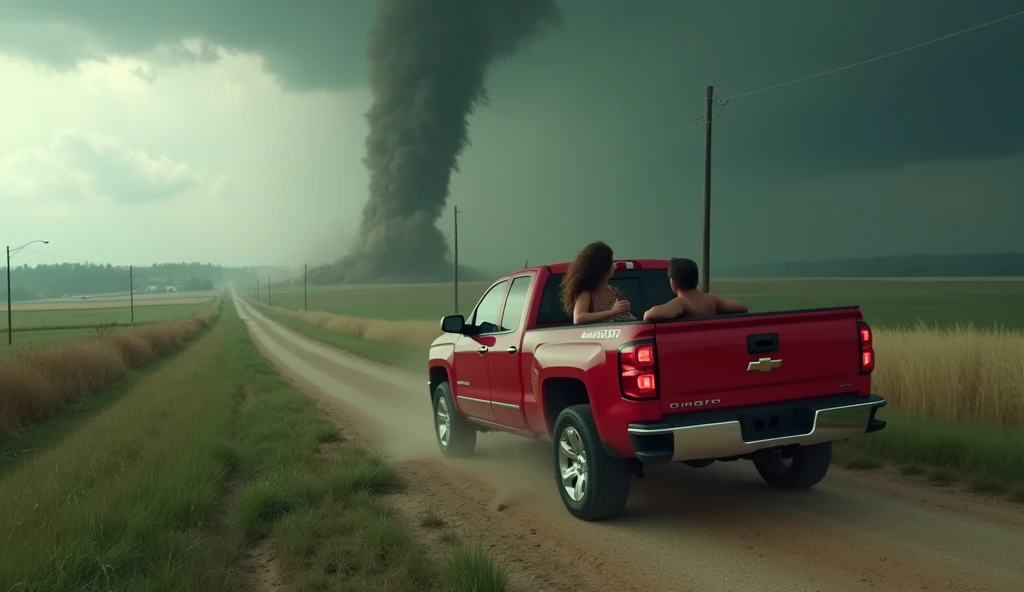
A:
668 258 699 290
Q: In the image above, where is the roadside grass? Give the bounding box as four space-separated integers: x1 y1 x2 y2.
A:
0 301 509 591
256 294 1024 501
252 302 425 372
0 303 222 442
835 408 1024 498
0 308 240 592
0 370 145 476
230 303 511 590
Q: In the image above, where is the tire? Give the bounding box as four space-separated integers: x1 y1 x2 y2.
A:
552 404 631 521
433 382 477 458
753 442 833 489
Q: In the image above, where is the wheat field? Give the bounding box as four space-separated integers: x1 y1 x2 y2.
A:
270 307 1024 427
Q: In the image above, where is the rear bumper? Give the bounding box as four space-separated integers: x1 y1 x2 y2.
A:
626 393 887 463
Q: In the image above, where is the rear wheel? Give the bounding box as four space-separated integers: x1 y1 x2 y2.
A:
753 442 832 489
552 404 631 521
433 382 476 458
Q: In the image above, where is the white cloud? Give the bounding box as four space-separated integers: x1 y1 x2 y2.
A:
0 128 199 206
0 43 373 267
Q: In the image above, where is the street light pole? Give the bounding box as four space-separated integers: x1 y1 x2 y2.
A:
6 239 49 346
5 246 10 346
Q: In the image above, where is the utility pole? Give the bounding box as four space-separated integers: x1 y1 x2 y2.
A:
304 263 308 311
267 275 271 305
701 85 714 294
129 265 135 325
256 279 259 302
5 246 10 346
453 205 459 314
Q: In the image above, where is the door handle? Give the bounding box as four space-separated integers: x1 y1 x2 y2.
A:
506 346 518 354
477 346 489 355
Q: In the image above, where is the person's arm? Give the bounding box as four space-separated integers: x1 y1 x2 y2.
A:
712 293 748 314
643 297 687 321
573 292 622 324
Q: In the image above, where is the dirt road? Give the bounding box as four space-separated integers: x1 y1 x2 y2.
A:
234 297 1024 592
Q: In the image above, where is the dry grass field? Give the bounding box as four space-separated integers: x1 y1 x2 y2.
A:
0 304 221 441
0 292 218 356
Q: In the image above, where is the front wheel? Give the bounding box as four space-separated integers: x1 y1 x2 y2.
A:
552 404 631 521
753 442 833 489
433 382 476 458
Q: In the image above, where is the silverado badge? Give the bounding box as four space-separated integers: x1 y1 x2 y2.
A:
747 357 782 373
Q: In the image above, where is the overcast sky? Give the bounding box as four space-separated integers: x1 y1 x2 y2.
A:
1 0 1021 273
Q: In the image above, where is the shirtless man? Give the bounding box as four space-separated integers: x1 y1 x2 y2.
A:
643 257 748 321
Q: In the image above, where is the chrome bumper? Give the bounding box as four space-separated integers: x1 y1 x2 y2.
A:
626 394 887 463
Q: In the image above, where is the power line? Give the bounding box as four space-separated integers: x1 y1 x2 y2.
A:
725 7 1024 100
18 248 81 262
660 6 1024 143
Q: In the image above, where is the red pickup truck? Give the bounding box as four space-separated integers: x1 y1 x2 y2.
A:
427 259 887 521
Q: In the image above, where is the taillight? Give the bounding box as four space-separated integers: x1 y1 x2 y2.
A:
857 321 875 374
619 340 658 400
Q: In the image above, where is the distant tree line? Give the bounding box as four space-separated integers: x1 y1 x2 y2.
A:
0 262 270 302
719 253 1024 278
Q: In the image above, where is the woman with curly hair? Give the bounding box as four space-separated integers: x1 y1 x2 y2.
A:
560 241 635 325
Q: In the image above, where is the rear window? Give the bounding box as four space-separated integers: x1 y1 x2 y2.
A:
535 269 676 326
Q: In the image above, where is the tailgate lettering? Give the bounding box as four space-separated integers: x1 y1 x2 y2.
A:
670 399 721 409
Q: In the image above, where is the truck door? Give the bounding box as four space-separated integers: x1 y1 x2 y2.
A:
488 275 532 430
451 279 508 423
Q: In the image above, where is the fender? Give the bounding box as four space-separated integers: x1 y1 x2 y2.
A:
533 341 616 438
427 341 456 403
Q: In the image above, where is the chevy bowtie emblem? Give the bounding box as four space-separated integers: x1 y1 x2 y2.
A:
747 357 782 373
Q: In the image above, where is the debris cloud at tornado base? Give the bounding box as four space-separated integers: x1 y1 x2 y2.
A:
328 0 561 283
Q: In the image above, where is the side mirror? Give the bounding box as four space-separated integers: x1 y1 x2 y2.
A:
440 314 465 334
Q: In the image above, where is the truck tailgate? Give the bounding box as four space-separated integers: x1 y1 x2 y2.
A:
654 308 864 415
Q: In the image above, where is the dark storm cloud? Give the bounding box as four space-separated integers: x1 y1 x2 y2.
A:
0 0 376 89
4 0 1021 171
496 0 1024 176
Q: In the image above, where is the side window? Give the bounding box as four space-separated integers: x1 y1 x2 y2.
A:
498 276 532 332
470 280 508 334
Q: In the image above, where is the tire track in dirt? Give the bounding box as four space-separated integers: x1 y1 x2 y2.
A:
235 296 1024 592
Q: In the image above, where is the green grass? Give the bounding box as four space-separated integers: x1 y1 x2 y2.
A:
0 303 507 591
2 301 210 331
264 277 1024 329
835 408 1024 496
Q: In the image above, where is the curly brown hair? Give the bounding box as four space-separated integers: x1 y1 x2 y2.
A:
561 241 614 315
